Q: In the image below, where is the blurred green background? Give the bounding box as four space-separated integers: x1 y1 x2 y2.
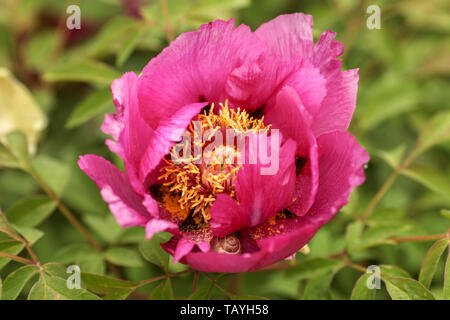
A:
0 0 449 300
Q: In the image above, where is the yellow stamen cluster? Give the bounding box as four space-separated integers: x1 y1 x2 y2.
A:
158 101 270 228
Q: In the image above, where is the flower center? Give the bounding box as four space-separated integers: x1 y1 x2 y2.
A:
156 101 270 231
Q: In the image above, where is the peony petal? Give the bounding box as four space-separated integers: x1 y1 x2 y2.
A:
264 86 319 216
163 235 272 273
210 135 297 236
103 72 154 196
139 102 207 188
197 241 210 253
311 68 359 136
256 17 357 136
309 31 358 136
239 132 369 267
306 131 369 223
78 155 149 227
210 194 247 237
145 219 178 240
173 238 195 264
166 133 368 271
236 136 297 226
138 19 266 129
255 13 314 62
252 14 326 117
312 30 344 70
245 215 319 267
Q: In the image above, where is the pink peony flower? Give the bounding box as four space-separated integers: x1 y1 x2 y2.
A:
79 14 369 272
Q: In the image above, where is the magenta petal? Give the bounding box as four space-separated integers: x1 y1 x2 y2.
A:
173 238 195 264
310 31 359 136
241 132 369 266
255 13 314 61
78 155 149 227
254 14 326 117
102 113 122 142
210 135 297 236
138 19 266 128
139 102 206 187
246 216 319 267
306 131 369 223
311 68 359 136
236 136 297 226
197 241 210 253
224 61 264 111
103 72 154 196
145 219 178 240
264 86 319 216
312 30 344 69
183 250 271 273
210 194 247 237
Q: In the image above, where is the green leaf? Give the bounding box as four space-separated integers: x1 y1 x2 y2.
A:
139 234 170 271
401 164 450 198
380 265 412 278
117 227 146 244
116 28 145 67
149 278 174 300
82 214 122 243
31 155 70 196
0 211 20 239
2 265 39 300
81 272 137 296
78 256 106 275
441 209 450 219
65 88 114 129
53 243 98 264
302 267 342 300
5 131 29 163
0 277 2 300
414 110 450 156
14 226 44 245
189 282 213 300
285 258 344 280
356 225 412 251
28 274 101 300
0 68 47 155
358 73 420 131
23 31 58 72
351 273 377 300
187 0 251 25
443 247 450 299
0 142 19 168
377 144 407 169
346 220 364 255
419 238 448 288
384 276 435 300
366 208 408 227
0 240 25 270
86 16 140 58
43 60 120 85
103 247 143 267
103 288 134 300
5 196 57 228
42 263 69 278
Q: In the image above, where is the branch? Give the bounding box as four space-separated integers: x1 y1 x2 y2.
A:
0 251 34 265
